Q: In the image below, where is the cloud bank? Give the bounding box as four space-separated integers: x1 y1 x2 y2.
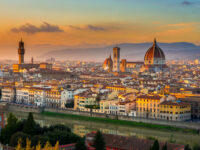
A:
69 24 106 31
181 1 194 5
11 22 64 34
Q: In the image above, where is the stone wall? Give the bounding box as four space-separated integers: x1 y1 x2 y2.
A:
5 103 200 130
7 104 42 113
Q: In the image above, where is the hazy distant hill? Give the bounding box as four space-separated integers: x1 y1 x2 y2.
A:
40 42 200 62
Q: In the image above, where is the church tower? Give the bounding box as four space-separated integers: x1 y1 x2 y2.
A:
113 47 120 72
18 39 25 64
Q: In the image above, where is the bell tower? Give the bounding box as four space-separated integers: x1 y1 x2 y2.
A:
18 39 25 64
113 47 120 72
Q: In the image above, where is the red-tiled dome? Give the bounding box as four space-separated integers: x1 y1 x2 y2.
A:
103 54 113 72
144 39 165 61
103 55 113 66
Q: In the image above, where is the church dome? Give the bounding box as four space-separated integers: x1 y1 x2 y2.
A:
144 39 165 65
103 54 113 71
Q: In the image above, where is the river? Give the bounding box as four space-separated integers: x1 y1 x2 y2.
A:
4 111 200 146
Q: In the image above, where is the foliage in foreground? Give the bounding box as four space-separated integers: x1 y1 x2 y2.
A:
93 131 106 150
16 138 59 150
0 112 81 148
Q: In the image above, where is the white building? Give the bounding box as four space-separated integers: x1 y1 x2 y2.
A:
1 87 15 102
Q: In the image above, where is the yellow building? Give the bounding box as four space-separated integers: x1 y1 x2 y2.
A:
159 100 191 121
99 99 119 114
74 92 98 111
136 95 163 119
46 89 61 108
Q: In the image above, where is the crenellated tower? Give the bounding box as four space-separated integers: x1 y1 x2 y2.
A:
18 39 25 64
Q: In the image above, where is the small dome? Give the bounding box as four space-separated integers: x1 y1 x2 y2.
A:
144 39 165 61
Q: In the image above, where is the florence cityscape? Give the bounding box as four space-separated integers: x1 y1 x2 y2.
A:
0 0 200 150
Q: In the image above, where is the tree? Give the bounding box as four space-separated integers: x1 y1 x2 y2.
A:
53 141 59 150
162 142 167 150
65 101 74 108
75 137 87 150
93 131 106 150
16 138 23 150
23 113 36 135
185 144 192 150
9 132 30 147
35 142 41 150
193 143 200 150
150 140 159 150
25 138 33 150
0 113 19 144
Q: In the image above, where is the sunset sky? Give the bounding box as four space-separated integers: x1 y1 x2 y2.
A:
0 0 200 60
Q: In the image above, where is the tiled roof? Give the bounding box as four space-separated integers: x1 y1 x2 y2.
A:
86 132 184 150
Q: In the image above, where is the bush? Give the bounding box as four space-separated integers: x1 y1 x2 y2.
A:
9 132 30 147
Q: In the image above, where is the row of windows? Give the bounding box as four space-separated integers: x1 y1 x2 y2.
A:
137 103 159 107
160 111 190 114
160 115 189 120
137 99 159 102
137 108 159 112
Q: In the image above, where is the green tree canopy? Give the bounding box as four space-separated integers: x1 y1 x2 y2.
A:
162 142 167 150
93 131 106 150
23 112 36 135
193 143 200 150
0 113 19 144
185 144 192 150
75 137 87 150
9 132 30 147
150 140 159 150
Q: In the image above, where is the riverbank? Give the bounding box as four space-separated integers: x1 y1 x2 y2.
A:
42 111 199 135
5 110 200 145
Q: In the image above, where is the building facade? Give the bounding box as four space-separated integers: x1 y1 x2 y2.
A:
159 100 191 121
136 95 163 119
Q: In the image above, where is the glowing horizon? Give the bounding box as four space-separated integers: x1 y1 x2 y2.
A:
0 0 200 60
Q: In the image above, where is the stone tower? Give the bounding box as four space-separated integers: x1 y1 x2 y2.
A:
18 39 25 64
113 47 120 72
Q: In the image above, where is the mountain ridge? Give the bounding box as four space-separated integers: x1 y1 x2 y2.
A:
40 42 200 62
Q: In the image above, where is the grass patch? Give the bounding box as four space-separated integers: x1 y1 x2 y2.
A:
42 111 198 134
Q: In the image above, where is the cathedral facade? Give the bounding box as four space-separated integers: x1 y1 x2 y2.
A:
103 38 167 73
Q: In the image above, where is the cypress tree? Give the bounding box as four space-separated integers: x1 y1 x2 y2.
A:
93 131 106 150
185 144 192 150
150 140 159 150
162 142 167 150
23 112 36 135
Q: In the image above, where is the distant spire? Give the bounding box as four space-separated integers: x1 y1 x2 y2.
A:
153 38 157 45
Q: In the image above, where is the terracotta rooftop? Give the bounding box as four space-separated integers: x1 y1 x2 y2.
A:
137 95 162 100
86 132 184 150
160 100 190 106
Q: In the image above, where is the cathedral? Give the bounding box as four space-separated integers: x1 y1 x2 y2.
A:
103 38 167 73
144 39 168 72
